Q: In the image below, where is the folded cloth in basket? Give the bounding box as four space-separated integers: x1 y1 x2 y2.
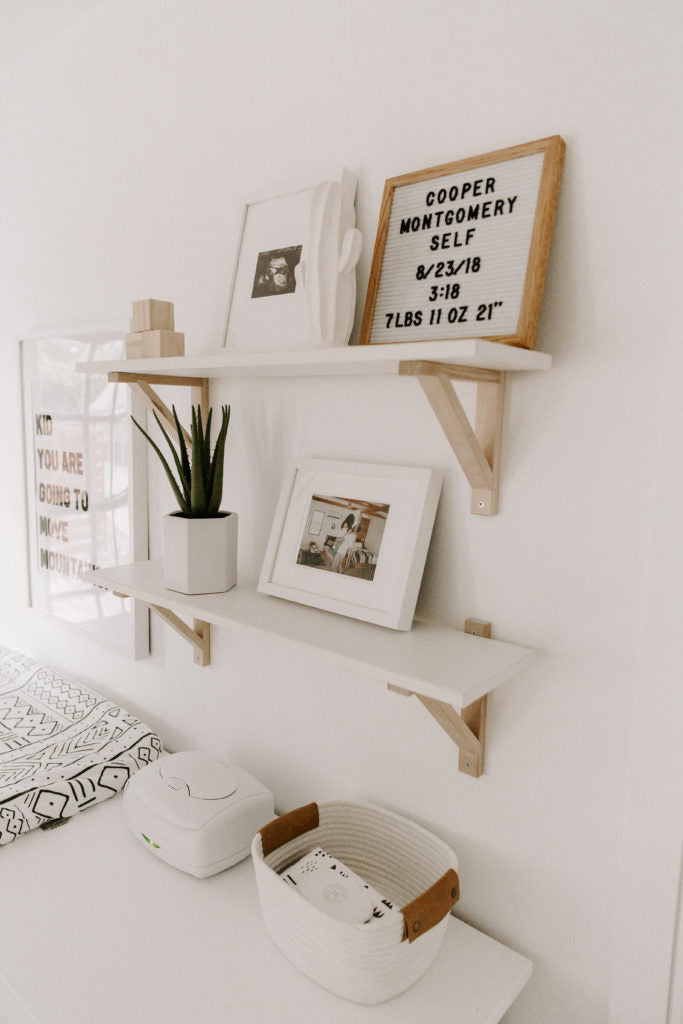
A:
0 644 163 845
282 846 398 924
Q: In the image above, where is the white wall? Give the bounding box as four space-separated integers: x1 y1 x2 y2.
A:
1 2 681 1021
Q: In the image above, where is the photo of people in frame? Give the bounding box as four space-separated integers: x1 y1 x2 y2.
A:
251 245 302 298
297 494 390 582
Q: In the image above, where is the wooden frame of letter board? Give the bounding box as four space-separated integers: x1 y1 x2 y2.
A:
359 136 565 350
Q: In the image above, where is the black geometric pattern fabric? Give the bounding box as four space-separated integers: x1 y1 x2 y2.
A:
0 645 164 845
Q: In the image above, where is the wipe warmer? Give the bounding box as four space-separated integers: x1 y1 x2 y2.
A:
123 751 274 878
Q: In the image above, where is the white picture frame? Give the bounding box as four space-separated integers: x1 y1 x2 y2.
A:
20 324 149 658
222 169 362 353
258 458 441 631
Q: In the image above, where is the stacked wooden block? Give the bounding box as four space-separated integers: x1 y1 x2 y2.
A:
126 299 185 358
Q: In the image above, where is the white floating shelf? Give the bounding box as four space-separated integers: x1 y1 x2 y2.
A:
84 561 534 712
76 338 551 379
76 338 551 517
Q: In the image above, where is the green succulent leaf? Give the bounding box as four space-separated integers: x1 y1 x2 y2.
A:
131 415 190 514
131 402 230 517
202 406 213 497
190 406 208 513
172 405 191 486
152 410 190 505
207 405 230 513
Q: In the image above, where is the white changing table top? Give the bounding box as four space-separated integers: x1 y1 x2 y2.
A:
0 797 531 1024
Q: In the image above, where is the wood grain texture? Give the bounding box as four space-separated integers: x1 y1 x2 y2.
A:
359 135 565 349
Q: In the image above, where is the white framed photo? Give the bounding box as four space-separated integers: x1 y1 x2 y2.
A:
222 169 361 353
258 459 442 631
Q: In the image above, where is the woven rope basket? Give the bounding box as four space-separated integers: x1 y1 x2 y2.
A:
251 801 459 1004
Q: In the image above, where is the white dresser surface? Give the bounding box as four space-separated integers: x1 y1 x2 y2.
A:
0 798 531 1024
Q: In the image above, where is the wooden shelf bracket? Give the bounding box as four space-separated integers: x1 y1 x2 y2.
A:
149 605 211 667
109 371 210 448
399 360 505 516
388 618 492 777
112 587 211 666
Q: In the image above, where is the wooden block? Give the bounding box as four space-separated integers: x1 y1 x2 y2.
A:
141 330 185 358
132 299 175 333
464 618 492 638
125 332 145 358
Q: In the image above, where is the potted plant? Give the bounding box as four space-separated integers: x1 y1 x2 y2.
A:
132 403 237 595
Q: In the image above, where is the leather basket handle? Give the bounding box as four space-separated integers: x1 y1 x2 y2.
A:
260 804 459 944
401 868 460 943
259 802 320 857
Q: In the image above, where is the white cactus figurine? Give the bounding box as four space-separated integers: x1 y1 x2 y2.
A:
295 168 362 348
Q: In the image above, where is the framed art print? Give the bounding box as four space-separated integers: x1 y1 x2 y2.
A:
359 136 565 349
20 324 149 658
223 169 361 353
259 459 442 630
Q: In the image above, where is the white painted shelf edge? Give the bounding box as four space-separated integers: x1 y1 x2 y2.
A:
75 338 552 379
84 561 534 709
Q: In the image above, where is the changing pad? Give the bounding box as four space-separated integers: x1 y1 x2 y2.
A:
0 645 163 845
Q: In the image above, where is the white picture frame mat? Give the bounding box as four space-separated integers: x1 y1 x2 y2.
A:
225 188 310 352
260 459 441 630
273 469 419 608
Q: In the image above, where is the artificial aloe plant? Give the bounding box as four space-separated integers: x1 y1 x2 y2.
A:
132 404 231 518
